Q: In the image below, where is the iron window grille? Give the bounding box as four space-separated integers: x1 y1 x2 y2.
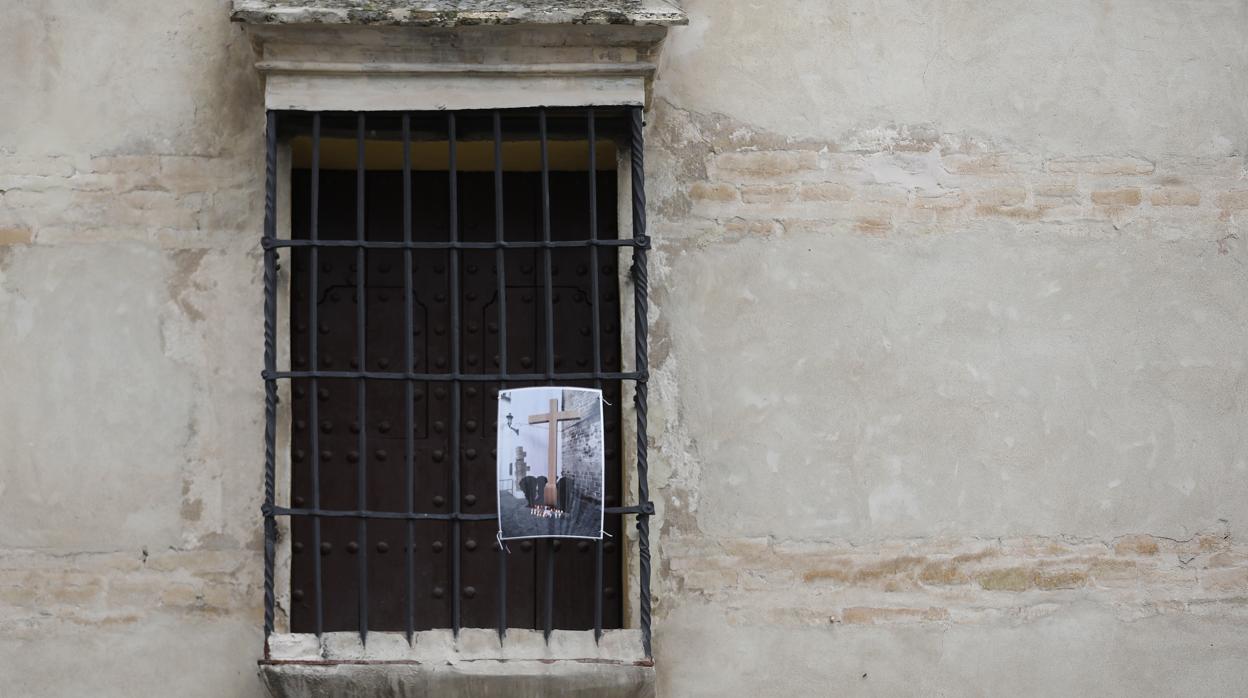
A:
260 107 653 655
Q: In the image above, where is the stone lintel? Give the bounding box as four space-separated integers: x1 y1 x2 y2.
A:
230 0 688 28
234 3 685 110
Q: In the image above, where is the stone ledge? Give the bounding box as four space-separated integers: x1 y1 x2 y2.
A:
268 628 649 663
230 0 688 27
262 630 654 696
233 1 684 110
260 660 656 698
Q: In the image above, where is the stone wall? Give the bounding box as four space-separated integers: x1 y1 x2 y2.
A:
1 1 1246 696
0 1 267 696
646 1 1248 695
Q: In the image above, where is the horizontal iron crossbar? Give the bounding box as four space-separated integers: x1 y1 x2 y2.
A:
266 370 646 382
265 504 654 521
263 238 649 250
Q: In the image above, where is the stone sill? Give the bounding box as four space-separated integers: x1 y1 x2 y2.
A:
262 629 654 697
260 661 655 697
268 628 648 662
230 0 688 27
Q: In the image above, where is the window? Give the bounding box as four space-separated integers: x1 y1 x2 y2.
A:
260 108 653 652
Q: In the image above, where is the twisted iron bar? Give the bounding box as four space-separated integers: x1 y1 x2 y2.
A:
630 107 653 659
262 111 279 642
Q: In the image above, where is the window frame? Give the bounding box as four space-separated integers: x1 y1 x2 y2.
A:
259 107 653 658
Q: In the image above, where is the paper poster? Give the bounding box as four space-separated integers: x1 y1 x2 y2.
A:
496 387 605 540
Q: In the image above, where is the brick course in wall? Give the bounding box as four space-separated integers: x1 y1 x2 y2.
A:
649 101 1246 245
661 528 1248 627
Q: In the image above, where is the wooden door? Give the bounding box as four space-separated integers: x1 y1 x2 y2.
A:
288 168 622 632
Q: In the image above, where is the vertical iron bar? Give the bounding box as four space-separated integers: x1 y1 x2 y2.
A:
402 113 415 644
540 110 555 383
262 110 279 645
355 113 370 645
629 107 653 658
545 539 555 640
587 108 604 642
309 112 325 638
448 113 463 637
492 111 508 644
538 109 555 643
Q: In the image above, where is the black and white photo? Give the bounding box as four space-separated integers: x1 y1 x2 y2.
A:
496 387 605 540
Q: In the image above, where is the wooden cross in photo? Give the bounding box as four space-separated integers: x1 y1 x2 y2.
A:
529 397 581 510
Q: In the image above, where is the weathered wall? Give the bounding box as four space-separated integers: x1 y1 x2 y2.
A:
1 1 1246 697
647 1 1248 696
0 1 267 695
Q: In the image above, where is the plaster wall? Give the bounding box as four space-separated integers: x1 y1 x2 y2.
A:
0 1 1246 696
646 2 1248 695
1 1 267 695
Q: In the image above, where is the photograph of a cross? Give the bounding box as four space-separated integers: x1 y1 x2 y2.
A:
528 397 581 510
